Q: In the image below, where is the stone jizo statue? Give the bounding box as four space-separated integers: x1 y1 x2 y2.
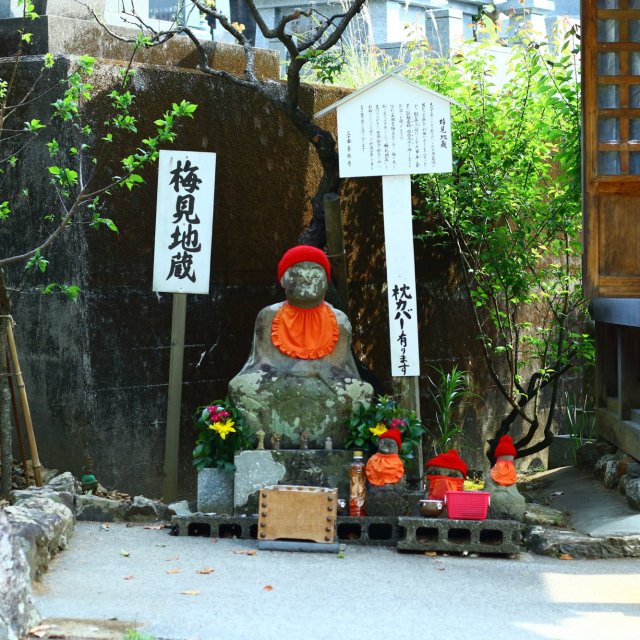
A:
228 245 373 448
485 435 526 521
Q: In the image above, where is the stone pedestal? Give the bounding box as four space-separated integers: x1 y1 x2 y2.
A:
233 450 353 515
197 468 234 515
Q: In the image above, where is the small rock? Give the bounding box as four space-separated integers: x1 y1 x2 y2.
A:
603 458 620 489
525 503 567 527
10 488 74 513
41 468 60 484
167 500 192 518
626 462 640 479
47 472 78 494
594 453 617 481
619 474 631 497
625 478 640 510
76 494 127 522
125 496 160 522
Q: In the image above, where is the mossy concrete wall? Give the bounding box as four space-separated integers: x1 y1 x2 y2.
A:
0 16 554 499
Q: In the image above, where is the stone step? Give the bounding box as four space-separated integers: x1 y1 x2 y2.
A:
171 513 524 554
397 517 524 555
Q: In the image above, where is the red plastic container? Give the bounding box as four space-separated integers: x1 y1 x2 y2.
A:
444 491 490 520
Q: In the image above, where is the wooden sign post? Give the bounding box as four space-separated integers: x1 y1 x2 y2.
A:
153 150 216 503
316 72 458 476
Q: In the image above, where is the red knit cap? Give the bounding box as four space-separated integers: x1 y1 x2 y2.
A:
494 435 517 458
379 426 402 451
425 449 468 477
278 245 331 283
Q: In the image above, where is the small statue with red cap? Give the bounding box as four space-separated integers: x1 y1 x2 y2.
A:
424 449 468 500
484 435 526 521
364 426 409 516
228 245 373 449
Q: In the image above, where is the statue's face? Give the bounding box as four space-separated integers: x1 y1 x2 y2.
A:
281 261 328 308
378 438 398 454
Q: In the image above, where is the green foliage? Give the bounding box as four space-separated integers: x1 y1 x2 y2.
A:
407 21 593 452
192 399 252 472
426 365 477 455
297 49 346 85
24 250 48 273
345 395 425 463
123 630 156 640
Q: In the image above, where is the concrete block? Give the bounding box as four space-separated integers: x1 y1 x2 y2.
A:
397 517 524 555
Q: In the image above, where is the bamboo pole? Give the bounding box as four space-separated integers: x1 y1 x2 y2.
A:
6 320 42 486
6 351 29 484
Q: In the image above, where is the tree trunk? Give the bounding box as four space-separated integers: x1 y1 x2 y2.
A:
0 268 12 497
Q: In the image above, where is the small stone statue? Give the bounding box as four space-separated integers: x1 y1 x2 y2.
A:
364 427 408 517
256 429 266 450
324 436 332 451
270 433 281 451
300 430 310 450
485 435 526 521
365 427 405 486
424 449 468 500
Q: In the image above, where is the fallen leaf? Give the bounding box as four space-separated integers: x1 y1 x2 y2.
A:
124 575 135 581
234 549 257 556
181 590 201 596
559 553 574 560
119 549 131 557
166 568 182 574
28 624 55 638
101 524 110 531
424 551 437 556
550 491 565 496
263 585 274 591
196 567 215 574
165 556 180 562
144 524 164 530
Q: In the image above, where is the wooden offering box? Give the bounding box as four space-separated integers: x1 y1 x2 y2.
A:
257 485 337 543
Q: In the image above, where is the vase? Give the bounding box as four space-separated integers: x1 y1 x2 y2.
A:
197 467 234 514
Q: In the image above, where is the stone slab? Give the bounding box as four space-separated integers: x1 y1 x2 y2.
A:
525 525 640 558
257 540 341 553
397 517 524 555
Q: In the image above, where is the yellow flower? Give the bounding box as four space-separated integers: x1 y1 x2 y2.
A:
369 423 388 437
209 419 236 440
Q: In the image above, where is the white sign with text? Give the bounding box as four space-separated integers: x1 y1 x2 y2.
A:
153 150 216 294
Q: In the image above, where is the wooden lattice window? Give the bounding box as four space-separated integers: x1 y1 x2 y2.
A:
583 0 640 296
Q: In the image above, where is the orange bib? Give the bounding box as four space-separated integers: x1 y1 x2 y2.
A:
427 475 464 500
366 453 405 486
271 302 339 359
490 460 517 486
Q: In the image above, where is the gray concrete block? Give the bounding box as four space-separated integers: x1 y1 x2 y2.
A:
397 517 524 555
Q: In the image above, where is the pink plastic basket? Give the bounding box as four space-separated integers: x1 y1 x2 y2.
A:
444 491 490 520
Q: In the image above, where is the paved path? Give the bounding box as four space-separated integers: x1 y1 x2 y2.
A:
33 522 640 640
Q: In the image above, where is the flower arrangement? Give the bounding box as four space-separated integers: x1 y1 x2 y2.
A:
345 395 425 463
192 398 251 472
